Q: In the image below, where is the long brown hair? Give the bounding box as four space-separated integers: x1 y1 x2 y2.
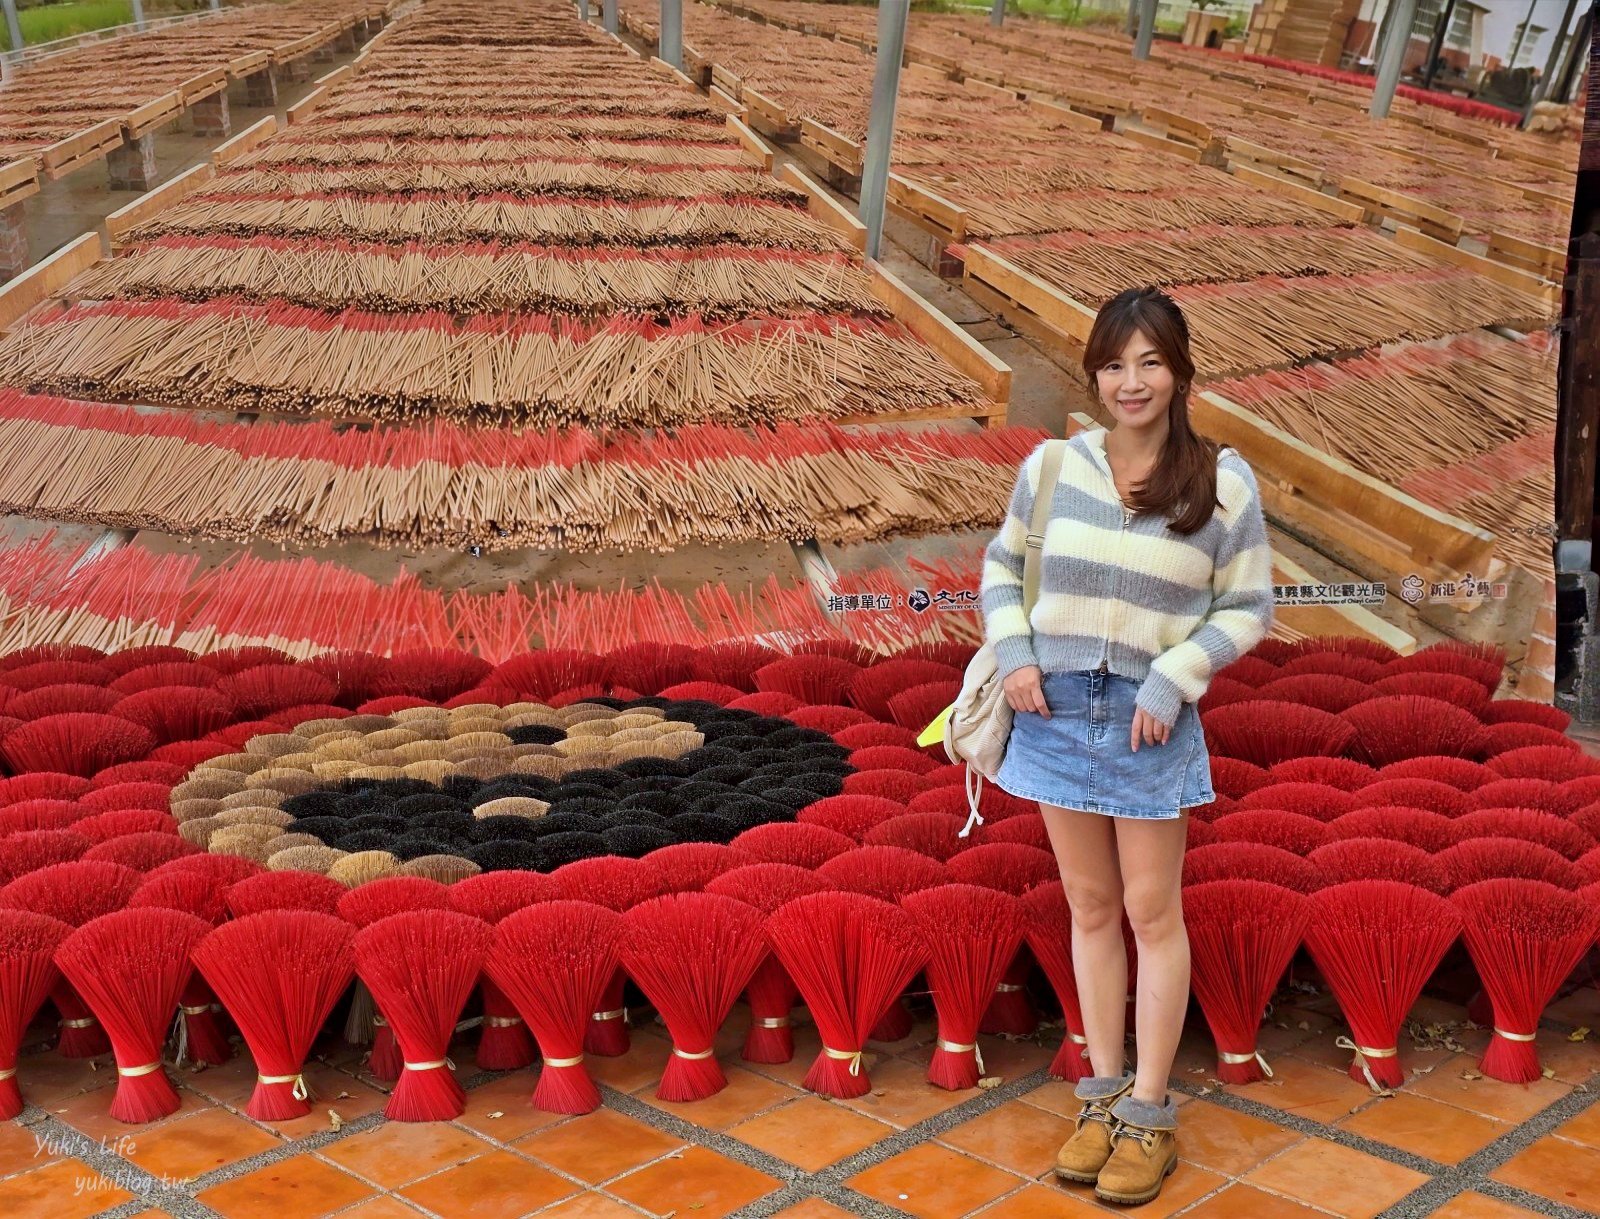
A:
1082 287 1220 536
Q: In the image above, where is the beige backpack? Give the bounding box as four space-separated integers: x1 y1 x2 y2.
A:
938 438 1067 835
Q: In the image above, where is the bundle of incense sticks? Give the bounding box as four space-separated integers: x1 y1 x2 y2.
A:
981 226 1429 308
0 533 986 660
0 0 382 158
76 237 883 320
0 303 986 428
1225 335 1557 578
0 393 1041 551
1166 270 1553 376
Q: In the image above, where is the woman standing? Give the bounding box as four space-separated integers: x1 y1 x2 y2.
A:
980 287 1274 1206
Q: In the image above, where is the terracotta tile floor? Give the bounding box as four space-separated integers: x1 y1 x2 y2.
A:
2 984 1598 1219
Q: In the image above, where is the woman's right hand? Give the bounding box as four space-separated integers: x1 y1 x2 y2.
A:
1003 665 1050 718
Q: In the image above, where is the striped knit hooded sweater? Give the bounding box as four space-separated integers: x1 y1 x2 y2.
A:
981 426 1276 729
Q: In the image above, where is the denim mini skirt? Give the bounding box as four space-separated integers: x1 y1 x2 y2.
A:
993 668 1216 820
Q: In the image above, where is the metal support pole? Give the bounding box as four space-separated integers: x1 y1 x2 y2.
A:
1508 0 1536 69
1 0 22 56
577 0 589 21
659 0 683 70
209 0 220 11
860 0 910 262
1369 0 1418 118
1555 7 1592 103
131 0 146 32
990 0 1004 29
1529 0 1580 112
1132 0 1156 60
1124 0 1138 37
603 0 617 34
1421 0 1458 91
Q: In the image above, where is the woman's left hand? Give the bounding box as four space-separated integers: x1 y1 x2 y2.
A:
1131 708 1170 752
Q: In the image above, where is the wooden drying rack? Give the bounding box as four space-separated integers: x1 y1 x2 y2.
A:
0 4 397 215
1060 412 1417 654
0 45 1010 438
683 1 1569 292
961 244 1504 607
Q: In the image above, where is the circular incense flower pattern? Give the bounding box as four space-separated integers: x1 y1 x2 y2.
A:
170 697 853 874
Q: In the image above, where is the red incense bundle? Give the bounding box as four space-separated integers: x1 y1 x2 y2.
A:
765 891 926 1098
353 910 493 1121
901 884 1024 1090
192 911 356 1120
55 908 210 1122
620 893 766 1102
485 900 622 1114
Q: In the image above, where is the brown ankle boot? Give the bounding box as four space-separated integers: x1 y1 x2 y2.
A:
1094 1095 1179 1205
1053 1073 1133 1184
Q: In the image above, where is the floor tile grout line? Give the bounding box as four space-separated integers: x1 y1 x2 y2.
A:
54 1058 1385 1219
1452 1078 1600 1177
594 1062 1074 1219
308 1092 712 1208
1373 1078 1600 1219
28 1033 1591 1219
729 1068 1063 1218
1164 1078 1452 1178
595 1083 901 1219
15 1107 232 1219
1473 1176 1600 1219
45 1046 864 1219
598 1082 808 1183
69 1090 392 1219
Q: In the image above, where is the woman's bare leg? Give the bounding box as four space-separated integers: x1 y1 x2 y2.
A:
1041 804 1126 1079
1115 814 1191 1105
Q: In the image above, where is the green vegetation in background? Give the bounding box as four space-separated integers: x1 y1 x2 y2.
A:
2 0 134 49
1 0 210 51
910 0 1140 31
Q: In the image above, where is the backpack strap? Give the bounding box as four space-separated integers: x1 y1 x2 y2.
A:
1023 439 1068 615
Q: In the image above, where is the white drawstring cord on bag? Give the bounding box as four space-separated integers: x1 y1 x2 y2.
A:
959 764 985 838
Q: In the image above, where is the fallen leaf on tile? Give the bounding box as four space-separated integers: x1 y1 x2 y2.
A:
337 1091 352 1100
872 1089 886 1096
978 1076 1003 1089
1570 1027 1590 1042
329 1110 344 1131
1542 1067 1557 1079
1461 1070 1481 1081
487 1111 503 1119
1297 1021 1310 1030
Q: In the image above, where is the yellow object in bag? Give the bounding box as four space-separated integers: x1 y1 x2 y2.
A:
917 702 954 749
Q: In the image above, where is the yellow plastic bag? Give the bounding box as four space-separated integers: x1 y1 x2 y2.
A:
917 702 954 750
